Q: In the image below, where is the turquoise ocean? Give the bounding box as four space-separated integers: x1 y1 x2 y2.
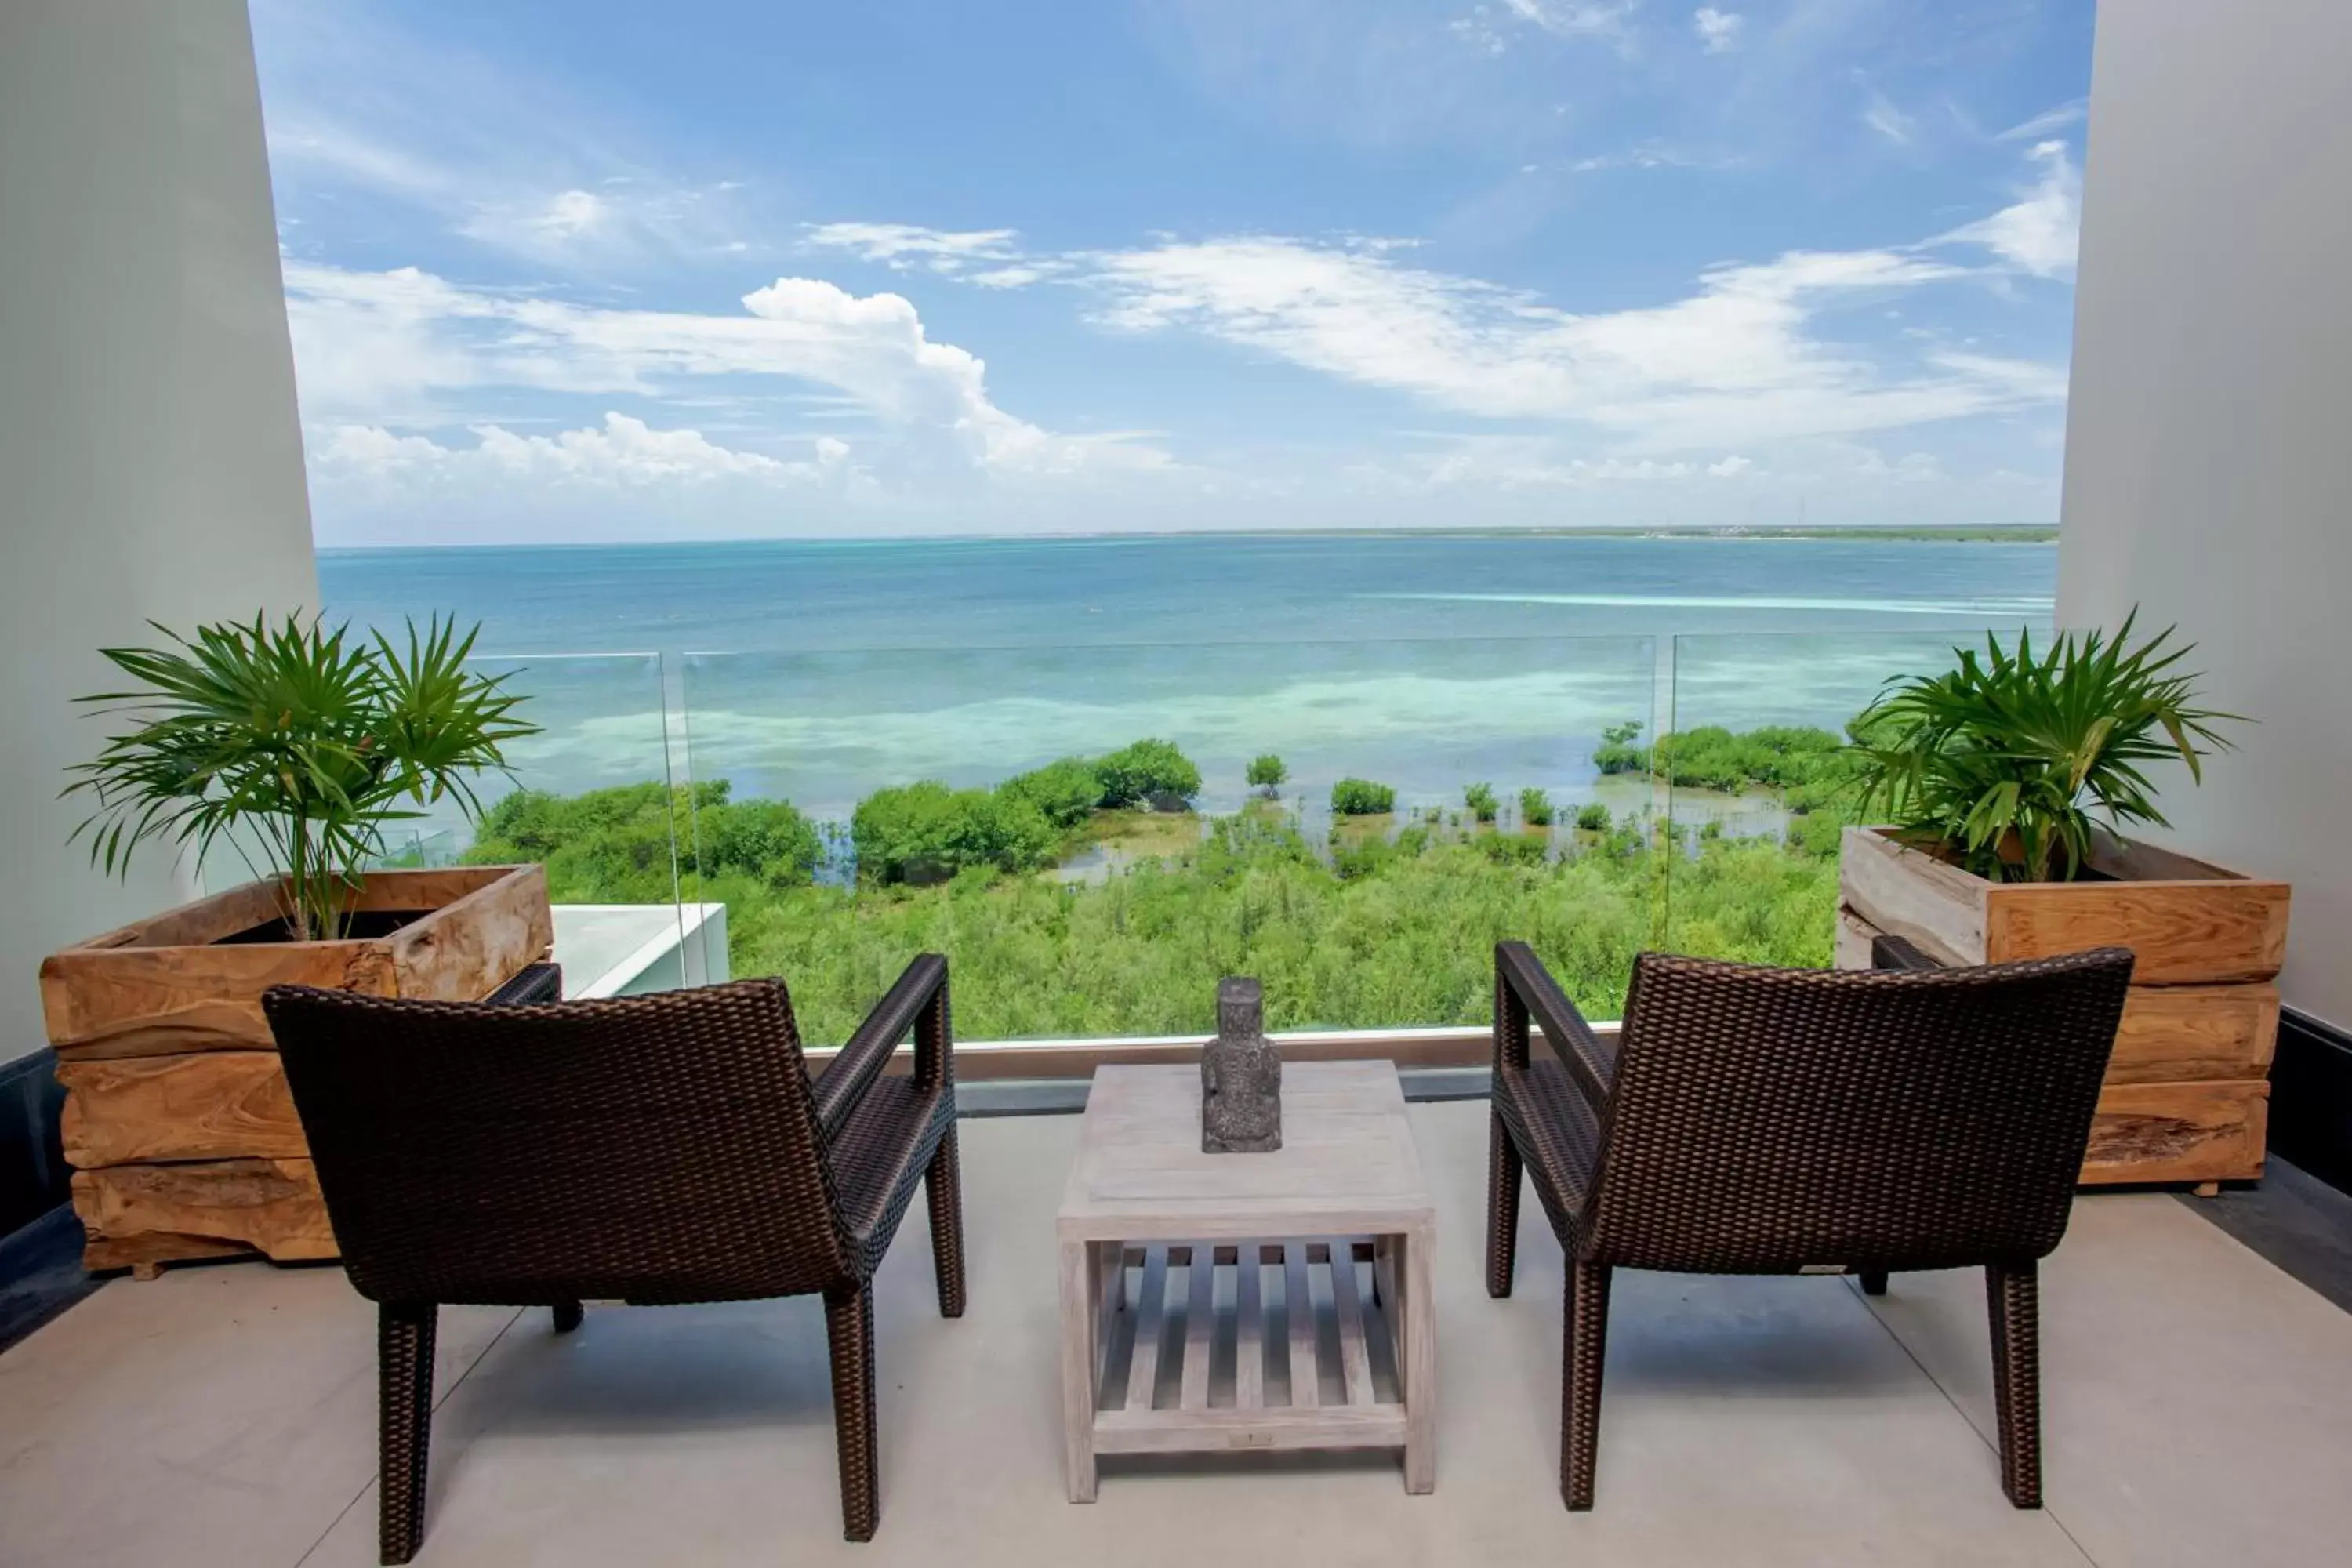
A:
318 533 2056 829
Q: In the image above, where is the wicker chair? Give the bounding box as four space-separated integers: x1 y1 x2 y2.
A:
262 956 965 1562
1484 938 2132 1512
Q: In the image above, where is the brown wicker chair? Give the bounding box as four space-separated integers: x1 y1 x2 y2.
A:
1485 938 2132 1512
262 956 964 1562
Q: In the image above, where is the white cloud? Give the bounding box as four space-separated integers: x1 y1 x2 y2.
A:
1569 143 1705 173
257 0 2076 540
1405 435 1692 490
318 412 821 486
801 222 1026 274
532 190 607 240
1073 233 2050 449
1862 89 1918 147
1693 8 1743 53
266 121 455 205
1938 141 2080 277
1342 433 2055 529
1860 449 1944 484
1922 350 2070 402
2000 98 2088 141
446 178 754 267
968 264 1057 289
270 107 756 270
280 265 499 418
281 263 1171 480
1451 1 1643 58
978 426 1177 477
798 222 1078 291
254 1 766 272
1500 1 1641 40
474 413 798 484
307 416 873 544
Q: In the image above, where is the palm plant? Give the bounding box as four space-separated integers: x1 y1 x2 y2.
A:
66 614 537 940
1845 612 2239 883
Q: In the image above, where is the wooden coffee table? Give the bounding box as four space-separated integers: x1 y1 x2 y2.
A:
1055 1060 1436 1501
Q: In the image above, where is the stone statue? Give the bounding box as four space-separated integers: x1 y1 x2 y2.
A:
1202 976 1281 1153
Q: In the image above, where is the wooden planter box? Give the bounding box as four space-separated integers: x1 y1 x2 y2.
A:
40 865 552 1276
1836 826 2289 1189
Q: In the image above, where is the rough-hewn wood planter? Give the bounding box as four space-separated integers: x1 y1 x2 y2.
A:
1836 826 2289 1190
40 865 552 1276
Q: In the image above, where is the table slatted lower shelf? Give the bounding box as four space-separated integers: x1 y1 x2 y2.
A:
1091 1237 1405 1454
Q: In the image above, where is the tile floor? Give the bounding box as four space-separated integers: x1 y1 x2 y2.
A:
3 1099 2349 1567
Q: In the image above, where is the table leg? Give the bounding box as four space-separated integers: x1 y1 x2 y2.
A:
1401 1227 1436 1494
1094 1243 1123 1383
1059 1240 1098 1502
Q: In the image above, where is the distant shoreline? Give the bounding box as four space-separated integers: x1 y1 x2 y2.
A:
318 524 2059 554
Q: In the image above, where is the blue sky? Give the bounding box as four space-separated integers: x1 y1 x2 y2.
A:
252 0 2094 546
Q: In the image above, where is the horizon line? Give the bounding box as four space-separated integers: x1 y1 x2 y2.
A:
315 521 2063 553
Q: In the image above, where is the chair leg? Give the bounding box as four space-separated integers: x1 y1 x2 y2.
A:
1562 1258 1612 1511
926 1124 968 1319
1486 1112 1523 1300
1987 1261 2043 1508
1859 1270 1889 1297
378 1302 437 1566
551 1300 584 1334
826 1284 880 1541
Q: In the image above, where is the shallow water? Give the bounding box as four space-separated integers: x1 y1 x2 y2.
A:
321 533 2055 825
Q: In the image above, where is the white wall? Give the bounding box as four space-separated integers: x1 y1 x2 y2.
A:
2058 0 2352 1027
0 2 319 1064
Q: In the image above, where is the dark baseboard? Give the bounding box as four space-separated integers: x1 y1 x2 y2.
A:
0 1205 97 1354
0 1047 91 1355
2271 1007 2352 1196
0 1047 68 1240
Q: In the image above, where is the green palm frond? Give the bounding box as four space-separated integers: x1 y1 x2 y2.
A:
1844 610 2241 882
64 612 539 939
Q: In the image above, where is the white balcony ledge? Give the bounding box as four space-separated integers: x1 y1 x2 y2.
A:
550 902 729 998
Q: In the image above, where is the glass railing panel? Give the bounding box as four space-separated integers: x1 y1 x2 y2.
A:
449 646 680 866
1659 623 2053 967
677 636 1658 1043
421 652 684 995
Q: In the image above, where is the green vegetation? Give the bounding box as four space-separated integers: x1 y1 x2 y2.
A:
469 720 1872 1045
1464 782 1499 822
1519 787 1555 827
999 757 1103 829
1330 778 1396 817
1246 753 1288 797
851 781 1058 884
68 613 535 940
1847 613 2238 882
802 739 1216 886
1593 720 1646 775
1593 714 1863 858
1594 720 1847 796
1652 724 1845 793
1095 739 1202 809
471 780 816 901
479 783 1837 1044
697 795 827 886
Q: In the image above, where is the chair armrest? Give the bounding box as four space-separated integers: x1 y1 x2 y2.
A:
1870 935 1948 973
814 953 950 1139
485 963 562 1005
1495 941 1615 1116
